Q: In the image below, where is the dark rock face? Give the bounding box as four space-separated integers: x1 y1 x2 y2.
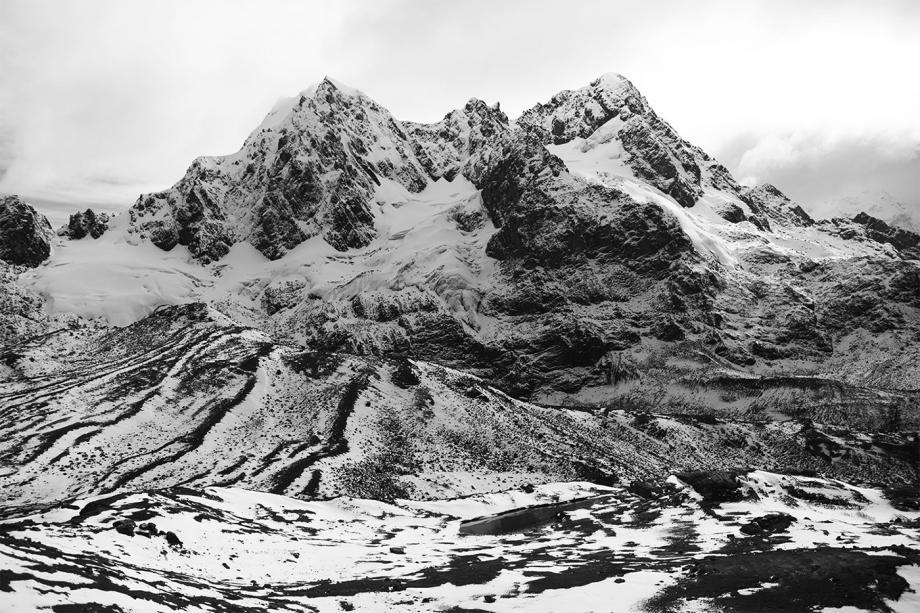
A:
740 513 796 535
405 98 512 183
853 212 920 259
675 470 748 504
742 183 814 227
113 518 136 535
261 280 307 316
63 209 109 239
132 78 430 262
484 187 694 273
0 196 54 267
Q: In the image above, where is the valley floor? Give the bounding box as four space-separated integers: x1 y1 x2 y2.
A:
2 471 918 612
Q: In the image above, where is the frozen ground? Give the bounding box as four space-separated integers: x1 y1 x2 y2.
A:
1 472 918 612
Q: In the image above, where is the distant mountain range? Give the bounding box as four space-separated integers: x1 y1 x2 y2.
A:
806 189 920 233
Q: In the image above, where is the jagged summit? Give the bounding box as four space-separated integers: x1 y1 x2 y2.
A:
127 71 812 265
253 76 369 136
16 71 918 398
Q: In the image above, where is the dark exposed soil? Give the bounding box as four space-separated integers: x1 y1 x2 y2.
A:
642 547 919 613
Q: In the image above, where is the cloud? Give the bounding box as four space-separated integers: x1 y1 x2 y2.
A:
1 0 918 222
731 130 920 210
0 0 357 212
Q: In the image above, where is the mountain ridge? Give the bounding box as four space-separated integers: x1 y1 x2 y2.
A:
5 72 919 402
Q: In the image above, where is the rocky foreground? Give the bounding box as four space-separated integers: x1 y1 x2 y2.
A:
2 471 918 612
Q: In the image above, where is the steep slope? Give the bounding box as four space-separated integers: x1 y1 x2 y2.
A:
131 77 430 262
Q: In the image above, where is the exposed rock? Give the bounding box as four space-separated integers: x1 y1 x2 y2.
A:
62 209 109 239
113 518 136 535
516 73 755 222
628 481 668 500
740 512 796 535
132 78 429 262
390 356 420 388
853 211 920 260
0 260 49 346
675 470 748 504
261 280 307 315
742 184 814 228
0 196 54 267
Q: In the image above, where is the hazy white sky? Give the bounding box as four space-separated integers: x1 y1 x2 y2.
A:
1 0 918 225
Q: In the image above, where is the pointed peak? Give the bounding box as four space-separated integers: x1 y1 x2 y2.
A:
316 76 362 97
296 76 363 101
754 183 789 199
590 72 629 89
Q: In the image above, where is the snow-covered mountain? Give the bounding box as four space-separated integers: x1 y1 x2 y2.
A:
1 72 918 611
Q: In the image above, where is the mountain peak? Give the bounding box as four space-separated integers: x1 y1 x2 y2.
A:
318 75 361 97
589 71 631 92
295 76 363 103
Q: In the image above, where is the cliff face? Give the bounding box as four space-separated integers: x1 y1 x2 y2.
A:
0 195 54 267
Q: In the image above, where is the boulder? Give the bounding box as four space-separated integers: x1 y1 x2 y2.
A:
165 531 183 547
113 518 136 536
675 469 748 504
0 196 53 267
740 512 796 535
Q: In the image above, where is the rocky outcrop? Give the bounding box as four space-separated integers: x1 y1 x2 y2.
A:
0 196 53 267
62 208 109 239
0 260 49 346
853 212 920 260
675 470 748 504
742 183 814 228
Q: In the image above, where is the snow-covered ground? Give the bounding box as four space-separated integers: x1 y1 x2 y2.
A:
1 472 917 612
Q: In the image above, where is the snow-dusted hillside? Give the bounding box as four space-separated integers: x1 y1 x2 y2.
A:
5 301 915 516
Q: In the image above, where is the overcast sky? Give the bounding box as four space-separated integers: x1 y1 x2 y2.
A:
1 0 918 226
